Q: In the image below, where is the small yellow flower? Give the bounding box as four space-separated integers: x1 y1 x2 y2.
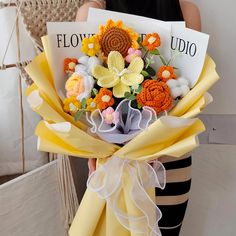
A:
82 36 101 57
86 98 98 112
63 97 81 115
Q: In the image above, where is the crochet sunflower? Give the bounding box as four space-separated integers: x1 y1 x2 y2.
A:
92 51 144 98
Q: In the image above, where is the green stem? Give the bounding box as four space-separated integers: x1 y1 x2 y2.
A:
143 49 149 63
159 55 168 66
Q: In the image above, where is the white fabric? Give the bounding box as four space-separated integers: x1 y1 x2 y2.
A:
0 161 67 236
0 5 47 176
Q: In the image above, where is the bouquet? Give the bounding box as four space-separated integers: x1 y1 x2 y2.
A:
25 14 219 236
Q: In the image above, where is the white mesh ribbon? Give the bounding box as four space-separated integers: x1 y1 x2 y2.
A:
87 157 166 236
86 99 157 144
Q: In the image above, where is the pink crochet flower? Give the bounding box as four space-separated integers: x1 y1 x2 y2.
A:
102 107 119 125
125 48 142 63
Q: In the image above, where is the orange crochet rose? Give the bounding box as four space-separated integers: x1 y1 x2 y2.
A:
137 80 173 114
157 66 176 82
142 33 161 51
96 88 115 110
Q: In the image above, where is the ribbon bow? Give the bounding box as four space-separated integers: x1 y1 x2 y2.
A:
87 157 166 236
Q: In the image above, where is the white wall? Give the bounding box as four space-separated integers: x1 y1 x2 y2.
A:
181 145 236 236
180 3 236 235
192 0 236 114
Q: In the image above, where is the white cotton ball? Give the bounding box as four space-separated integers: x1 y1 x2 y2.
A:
178 77 189 86
75 64 87 73
79 56 89 65
171 87 182 99
180 85 190 97
166 79 178 88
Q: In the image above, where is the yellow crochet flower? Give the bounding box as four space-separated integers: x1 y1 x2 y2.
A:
63 97 81 115
86 98 98 112
82 36 101 57
97 19 139 58
92 51 144 98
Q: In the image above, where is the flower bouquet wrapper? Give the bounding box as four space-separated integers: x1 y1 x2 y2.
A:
25 28 219 236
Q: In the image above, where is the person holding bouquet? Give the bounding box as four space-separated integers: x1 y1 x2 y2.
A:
75 1 201 235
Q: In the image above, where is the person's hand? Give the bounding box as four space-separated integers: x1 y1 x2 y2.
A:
88 158 97 176
76 1 105 22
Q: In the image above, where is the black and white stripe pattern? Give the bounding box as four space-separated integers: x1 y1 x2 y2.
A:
156 155 192 236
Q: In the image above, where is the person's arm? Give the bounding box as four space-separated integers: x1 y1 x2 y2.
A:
180 0 201 31
76 0 105 21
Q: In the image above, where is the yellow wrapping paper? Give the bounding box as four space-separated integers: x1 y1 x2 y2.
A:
25 35 219 236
